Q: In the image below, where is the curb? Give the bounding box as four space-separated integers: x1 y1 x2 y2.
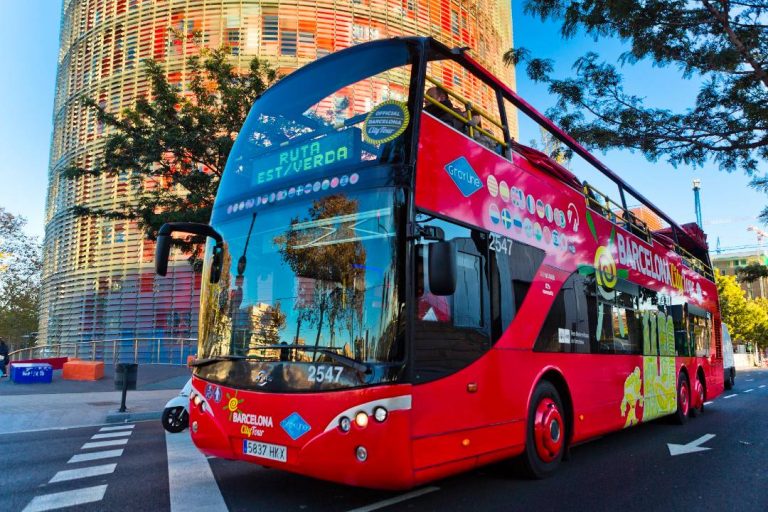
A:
106 410 163 423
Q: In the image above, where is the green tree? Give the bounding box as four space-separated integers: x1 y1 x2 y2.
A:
505 1 767 182
0 208 41 350
277 195 367 350
717 272 768 350
64 46 277 256
736 261 768 283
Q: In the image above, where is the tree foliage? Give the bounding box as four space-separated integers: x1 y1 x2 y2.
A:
506 0 768 178
735 261 768 283
277 195 366 350
0 208 41 350
717 271 768 349
64 46 278 256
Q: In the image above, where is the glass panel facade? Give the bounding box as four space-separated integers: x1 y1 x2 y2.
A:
43 0 515 345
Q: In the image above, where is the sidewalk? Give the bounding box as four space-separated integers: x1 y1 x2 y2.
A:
0 364 191 434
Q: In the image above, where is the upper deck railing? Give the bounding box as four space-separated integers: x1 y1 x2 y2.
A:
420 38 714 282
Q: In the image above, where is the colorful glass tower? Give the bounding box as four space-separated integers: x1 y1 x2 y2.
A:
41 0 515 345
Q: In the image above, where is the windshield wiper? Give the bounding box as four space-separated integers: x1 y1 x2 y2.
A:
189 355 270 368
250 344 371 374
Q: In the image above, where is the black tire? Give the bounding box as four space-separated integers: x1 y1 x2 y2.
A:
162 406 188 433
674 373 690 425
690 375 705 418
519 381 566 479
729 370 735 390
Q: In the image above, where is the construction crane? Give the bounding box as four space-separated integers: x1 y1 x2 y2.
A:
692 179 703 228
747 225 768 248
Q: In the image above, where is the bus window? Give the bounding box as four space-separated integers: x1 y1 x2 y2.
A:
670 303 692 356
413 218 491 382
534 272 591 353
586 276 623 354
689 304 711 357
424 59 507 154
489 235 545 341
612 281 642 354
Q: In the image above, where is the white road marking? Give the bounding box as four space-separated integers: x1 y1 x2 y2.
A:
82 438 129 449
166 432 227 512
22 485 107 512
667 433 716 456
0 420 151 436
68 449 124 464
760 385 766 389
91 431 132 439
100 424 135 432
704 401 713 405
746 379 754 381
49 463 117 483
346 487 440 512
744 389 754 393
724 394 738 399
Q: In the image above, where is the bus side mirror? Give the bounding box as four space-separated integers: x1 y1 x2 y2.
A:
154 222 224 280
155 234 172 276
429 241 456 296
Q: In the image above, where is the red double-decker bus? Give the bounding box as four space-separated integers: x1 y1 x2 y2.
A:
155 37 723 490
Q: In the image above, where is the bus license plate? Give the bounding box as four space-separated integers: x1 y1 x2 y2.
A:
242 440 287 463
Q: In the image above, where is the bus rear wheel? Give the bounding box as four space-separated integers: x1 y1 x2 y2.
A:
674 373 690 425
690 375 705 417
520 380 566 478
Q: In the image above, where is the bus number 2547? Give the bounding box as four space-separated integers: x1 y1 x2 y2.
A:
307 365 343 383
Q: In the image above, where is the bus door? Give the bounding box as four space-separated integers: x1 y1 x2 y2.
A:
409 216 511 470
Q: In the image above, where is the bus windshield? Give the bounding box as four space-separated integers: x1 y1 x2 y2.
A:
218 39 414 206
195 40 416 390
198 186 405 390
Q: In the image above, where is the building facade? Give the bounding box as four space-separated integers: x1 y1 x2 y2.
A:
41 0 515 345
712 249 768 299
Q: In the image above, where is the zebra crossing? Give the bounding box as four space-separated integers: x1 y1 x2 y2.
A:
22 424 135 512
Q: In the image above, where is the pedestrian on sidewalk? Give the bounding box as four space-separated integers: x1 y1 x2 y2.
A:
0 337 9 377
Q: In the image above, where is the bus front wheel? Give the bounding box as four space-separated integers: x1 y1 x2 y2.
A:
520 380 566 479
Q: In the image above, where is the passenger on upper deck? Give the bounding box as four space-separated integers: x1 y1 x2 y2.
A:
466 113 496 151
424 87 464 130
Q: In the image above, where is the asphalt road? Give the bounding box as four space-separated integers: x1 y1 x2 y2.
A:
2 368 766 512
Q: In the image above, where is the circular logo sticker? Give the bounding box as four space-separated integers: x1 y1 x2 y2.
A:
499 181 510 202
527 194 536 214
489 204 501 224
363 101 410 144
487 175 499 197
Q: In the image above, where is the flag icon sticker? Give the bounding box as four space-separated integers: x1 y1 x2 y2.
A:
501 208 513 230
489 204 501 224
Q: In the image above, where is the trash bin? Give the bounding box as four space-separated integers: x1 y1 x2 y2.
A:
114 363 138 391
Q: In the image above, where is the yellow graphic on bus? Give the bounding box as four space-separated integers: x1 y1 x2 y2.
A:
620 367 643 427
620 311 677 426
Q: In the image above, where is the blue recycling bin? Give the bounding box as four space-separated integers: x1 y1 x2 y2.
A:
10 363 53 384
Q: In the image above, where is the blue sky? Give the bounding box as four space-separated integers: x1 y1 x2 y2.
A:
0 0 60 240
0 1 764 253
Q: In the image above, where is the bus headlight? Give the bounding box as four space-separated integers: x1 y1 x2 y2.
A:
373 406 388 422
354 411 369 428
193 394 202 407
338 416 351 432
